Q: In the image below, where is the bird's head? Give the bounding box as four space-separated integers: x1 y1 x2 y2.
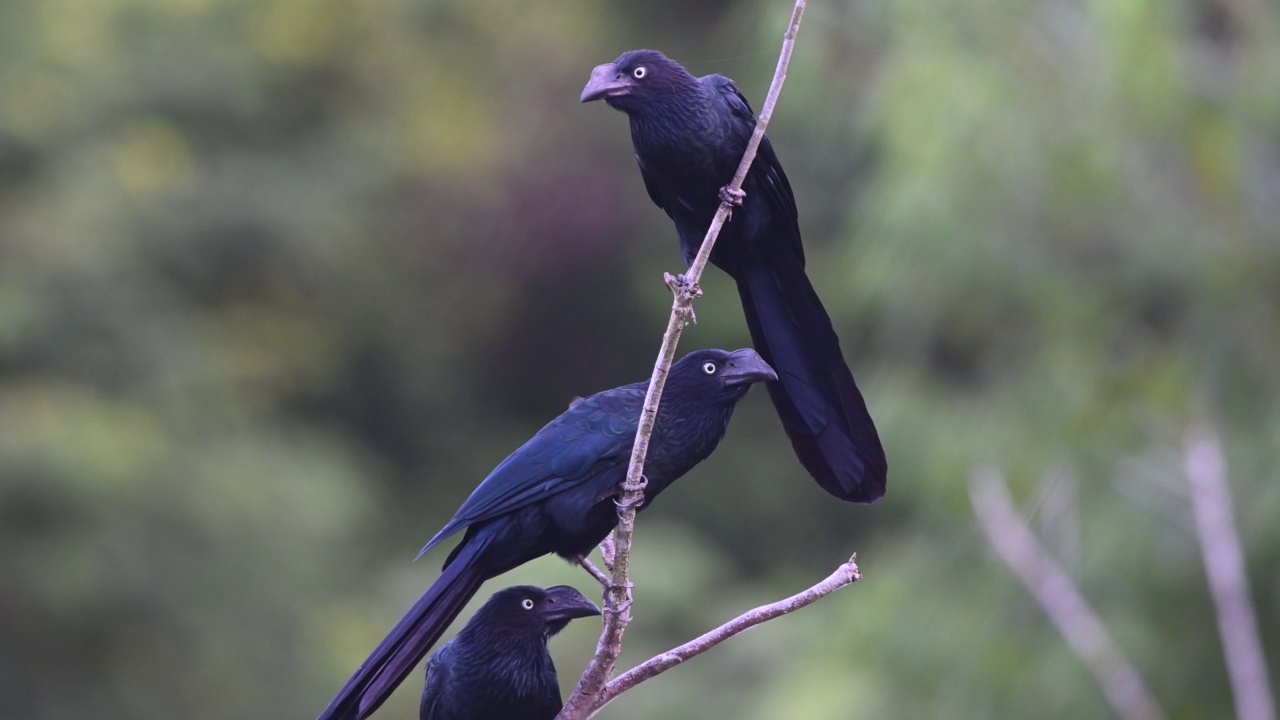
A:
668 348 777 402
478 585 602 638
580 49 699 113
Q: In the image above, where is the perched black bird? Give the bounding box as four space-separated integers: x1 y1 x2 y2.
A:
419 585 600 720
318 348 776 720
581 50 888 504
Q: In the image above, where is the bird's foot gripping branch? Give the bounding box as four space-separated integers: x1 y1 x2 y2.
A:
616 474 648 510
601 582 635 618
718 184 746 208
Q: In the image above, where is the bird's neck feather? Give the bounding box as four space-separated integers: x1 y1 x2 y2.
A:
628 90 721 161
646 393 740 492
456 626 556 697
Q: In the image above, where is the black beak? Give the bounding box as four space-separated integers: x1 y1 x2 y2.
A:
541 585 602 623
720 348 778 386
581 63 631 103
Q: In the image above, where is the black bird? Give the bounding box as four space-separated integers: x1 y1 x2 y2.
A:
581 50 888 504
318 348 776 719
419 585 601 720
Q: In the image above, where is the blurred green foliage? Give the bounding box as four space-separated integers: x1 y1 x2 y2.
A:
2 0 1277 717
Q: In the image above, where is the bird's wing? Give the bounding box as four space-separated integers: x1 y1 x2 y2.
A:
418 385 644 558
703 74 805 264
419 648 451 720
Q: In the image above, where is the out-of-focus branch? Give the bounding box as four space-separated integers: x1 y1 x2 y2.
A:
557 2 808 718
969 468 1167 720
586 556 861 716
1184 427 1276 720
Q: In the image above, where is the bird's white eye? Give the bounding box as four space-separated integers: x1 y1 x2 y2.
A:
633 66 647 79
702 362 717 375
521 598 535 610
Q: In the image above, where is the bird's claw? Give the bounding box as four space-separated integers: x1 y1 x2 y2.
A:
604 583 635 616
622 474 648 494
604 599 634 616
719 185 745 207
615 475 648 510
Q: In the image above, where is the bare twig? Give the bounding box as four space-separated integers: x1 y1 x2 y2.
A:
680 1 805 289
576 555 612 590
1184 427 1276 720
558 3 808 717
584 556 861 716
970 467 1167 720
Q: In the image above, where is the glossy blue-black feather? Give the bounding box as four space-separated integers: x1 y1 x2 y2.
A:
419 385 643 558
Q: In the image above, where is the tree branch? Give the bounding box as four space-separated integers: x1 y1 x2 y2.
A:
969 467 1167 720
575 554 612 590
558 3 808 717
1184 427 1276 720
598 534 616 574
587 555 860 716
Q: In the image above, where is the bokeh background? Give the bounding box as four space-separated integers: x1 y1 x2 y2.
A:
2 0 1278 717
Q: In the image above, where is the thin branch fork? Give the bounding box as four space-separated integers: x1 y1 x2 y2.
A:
558 2 809 717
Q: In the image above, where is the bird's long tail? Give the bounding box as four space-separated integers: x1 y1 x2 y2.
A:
734 248 887 503
317 538 492 720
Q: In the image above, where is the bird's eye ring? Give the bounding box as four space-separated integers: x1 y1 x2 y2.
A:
633 66 647 79
521 598 535 610
702 362 717 374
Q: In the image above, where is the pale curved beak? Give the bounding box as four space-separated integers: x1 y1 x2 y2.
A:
542 585 602 622
720 348 777 386
581 63 631 103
